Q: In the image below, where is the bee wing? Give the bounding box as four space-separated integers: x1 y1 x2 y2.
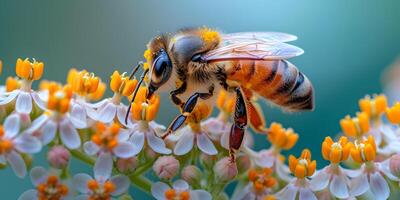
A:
202 40 304 62
222 32 298 43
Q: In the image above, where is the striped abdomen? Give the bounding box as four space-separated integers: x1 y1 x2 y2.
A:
226 60 314 111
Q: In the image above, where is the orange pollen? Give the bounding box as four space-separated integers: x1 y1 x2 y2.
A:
36 176 68 200
87 180 116 200
165 189 190 200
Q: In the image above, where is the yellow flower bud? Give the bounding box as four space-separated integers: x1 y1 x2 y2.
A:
289 149 316 179
15 58 44 80
340 112 369 138
267 122 298 150
350 136 377 163
321 136 352 164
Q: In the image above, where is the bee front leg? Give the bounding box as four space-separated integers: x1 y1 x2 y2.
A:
170 81 187 109
162 85 214 139
229 87 248 163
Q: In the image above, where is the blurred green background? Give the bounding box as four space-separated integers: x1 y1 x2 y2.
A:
1 0 400 199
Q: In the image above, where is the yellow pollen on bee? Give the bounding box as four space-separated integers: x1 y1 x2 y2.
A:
200 27 221 46
36 175 69 200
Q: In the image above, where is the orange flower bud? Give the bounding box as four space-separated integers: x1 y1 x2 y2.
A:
5 77 21 92
359 94 387 118
15 58 44 80
268 122 298 150
321 136 352 163
130 87 160 121
340 112 369 138
350 136 377 163
288 149 316 178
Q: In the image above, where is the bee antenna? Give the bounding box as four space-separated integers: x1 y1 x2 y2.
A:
128 62 144 80
125 68 149 125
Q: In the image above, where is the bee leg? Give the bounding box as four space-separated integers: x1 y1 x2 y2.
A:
229 87 248 163
162 85 214 139
170 81 187 109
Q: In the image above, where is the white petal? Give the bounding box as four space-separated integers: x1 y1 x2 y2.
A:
116 105 129 125
73 173 92 193
220 129 230 149
4 113 21 138
18 189 38 200
30 166 48 186
70 104 87 129
0 90 19 105
60 119 81 149
276 161 293 182
118 129 130 142
40 120 57 145
83 141 100 156
344 168 362 178
110 175 130 196
97 103 117 123
31 92 45 110
369 171 389 200
149 121 166 136
299 188 317 200
16 92 33 113
196 132 217 155
350 173 369 197
94 152 113 183
173 179 189 191
86 106 98 121
147 130 171 154
151 181 170 200
113 141 137 158
129 131 145 156
174 130 194 155
14 134 42 153
275 184 298 200
379 159 400 181
86 98 109 108
6 151 27 178
25 114 48 133
310 167 330 191
254 149 274 168
330 174 349 199
191 190 212 200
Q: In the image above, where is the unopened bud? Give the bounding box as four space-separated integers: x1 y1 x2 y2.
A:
47 146 70 169
181 165 201 184
145 147 157 159
200 153 217 169
236 155 251 173
390 154 400 177
117 157 138 173
214 157 238 181
153 156 180 179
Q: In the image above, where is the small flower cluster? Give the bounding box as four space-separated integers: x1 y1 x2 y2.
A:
1 58 400 200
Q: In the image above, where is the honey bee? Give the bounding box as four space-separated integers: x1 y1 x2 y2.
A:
127 27 314 162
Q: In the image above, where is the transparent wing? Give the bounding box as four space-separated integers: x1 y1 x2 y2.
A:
221 32 297 44
202 40 304 62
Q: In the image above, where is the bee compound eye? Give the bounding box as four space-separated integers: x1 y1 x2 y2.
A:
152 50 172 86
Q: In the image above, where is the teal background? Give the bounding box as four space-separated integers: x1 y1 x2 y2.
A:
1 0 400 199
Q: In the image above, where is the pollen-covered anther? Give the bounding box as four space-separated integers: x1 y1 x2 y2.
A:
47 87 73 114
87 179 116 200
91 123 120 150
386 102 400 124
247 168 277 193
216 90 235 114
130 87 160 121
321 136 352 163
340 112 369 138
5 76 21 92
267 122 299 150
164 189 190 200
350 135 377 163
288 149 316 179
15 58 44 80
110 70 138 97
359 94 387 118
36 175 69 200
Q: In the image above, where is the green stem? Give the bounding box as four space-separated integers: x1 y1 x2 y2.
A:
129 174 153 193
70 150 95 165
133 160 153 176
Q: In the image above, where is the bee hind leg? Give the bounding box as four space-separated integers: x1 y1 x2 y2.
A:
229 87 248 163
162 86 214 139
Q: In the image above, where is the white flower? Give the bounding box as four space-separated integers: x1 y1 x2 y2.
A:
126 121 171 155
151 179 211 200
25 112 83 149
370 125 400 156
73 153 130 199
18 167 71 200
201 117 231 142
88 97 132 125
0 113 41 178
275 178 317 200
310 164 351 199
348 163 389 200
0 88 45 114
173 125 217 156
